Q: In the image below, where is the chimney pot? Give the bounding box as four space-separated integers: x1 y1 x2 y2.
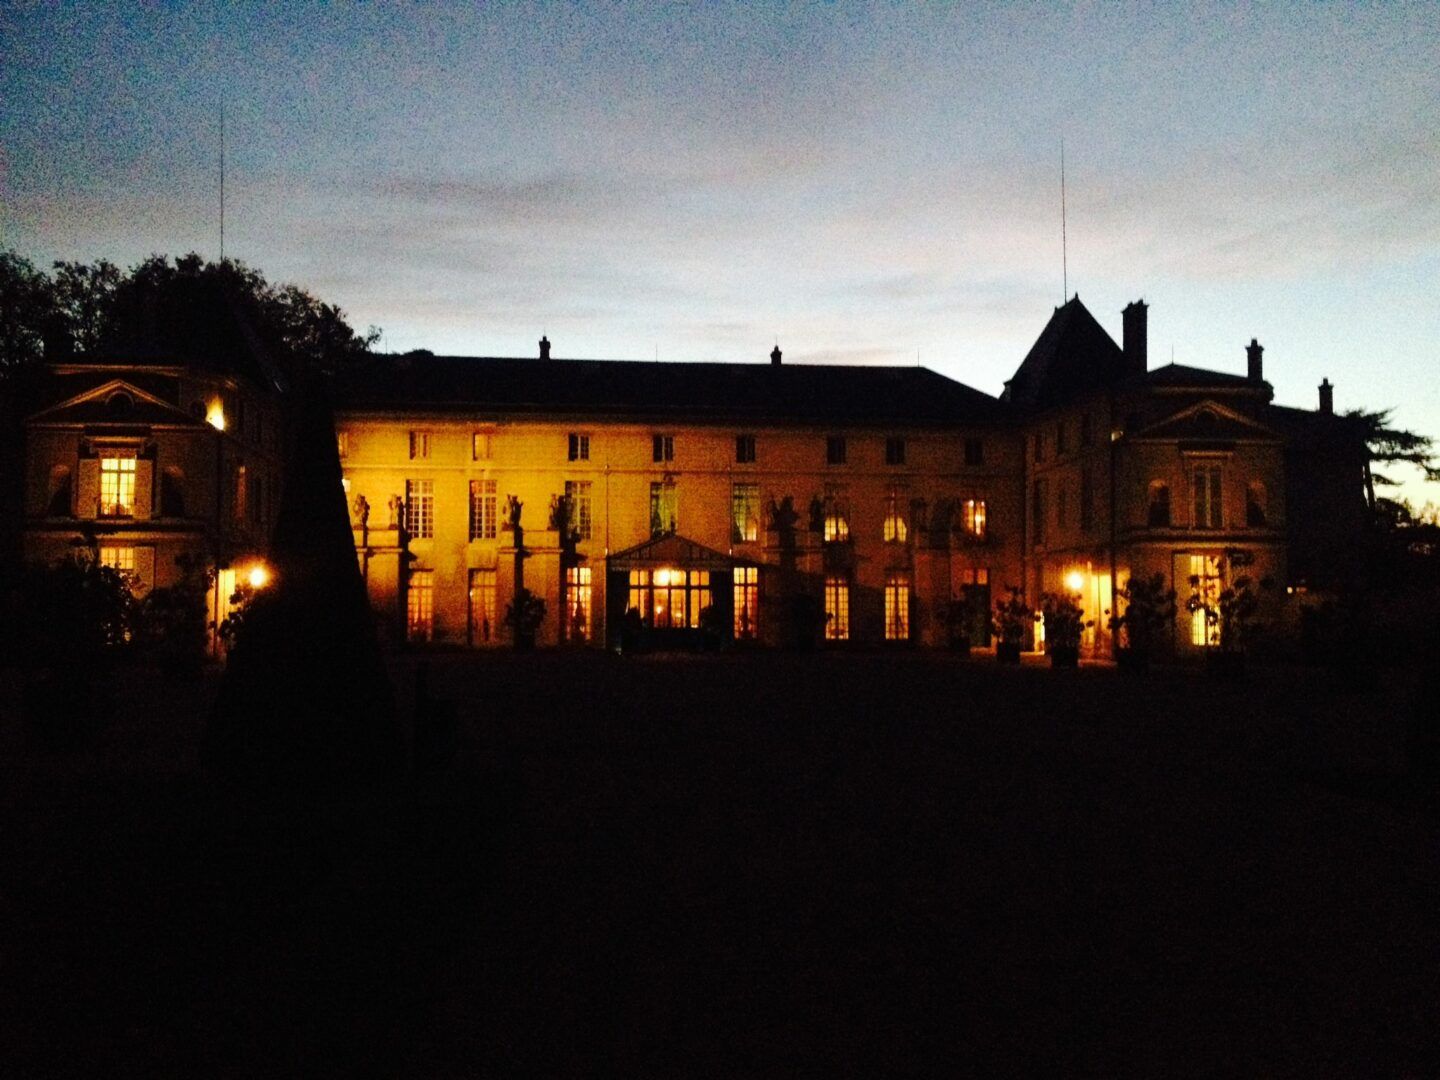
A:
1246 338 1264 382
1319 377 1333 415
1122 300 1148 375
539 335 551 361
770 344 782 366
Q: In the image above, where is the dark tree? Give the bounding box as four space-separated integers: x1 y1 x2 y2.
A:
1346 407 1439 513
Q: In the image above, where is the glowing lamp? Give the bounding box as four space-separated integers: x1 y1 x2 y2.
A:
247 563 270 589
1065 570 1086 593
205 400 226 431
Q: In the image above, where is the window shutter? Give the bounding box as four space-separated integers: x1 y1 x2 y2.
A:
132 459 154 521
77 458 100 519
134 546 156 595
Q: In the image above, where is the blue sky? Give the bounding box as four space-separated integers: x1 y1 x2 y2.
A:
3 3 1437 500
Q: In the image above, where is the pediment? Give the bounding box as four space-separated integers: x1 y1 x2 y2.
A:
1133 400 1279 443
27 378 200 427
606 532 749 570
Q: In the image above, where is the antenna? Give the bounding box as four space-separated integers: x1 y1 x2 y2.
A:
219 99 225 263
1060 137 1067 302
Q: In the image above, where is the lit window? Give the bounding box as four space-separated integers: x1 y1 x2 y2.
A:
99 546 135 574
632 567 709 629
568 432 590 461
406 479 434 538
565 480 593 540
735 434 756 464
885 573 911 641
1192 466 1223 529
409 430 431 460
468 569 496 644
1189 554 1221 646
337 431 349 457
734 566 759 639
962 498 987 539
649 481 677 536
732 483 760 543
652 434 674 463
823 486 849 543
472 430 494 461
99 455 136 517
565 566 593 642
883 488 909 543
469 479 497 540
885 437 906 466
407 569 434 642
826 436 847 466
824 575 850 640
964 438 984 466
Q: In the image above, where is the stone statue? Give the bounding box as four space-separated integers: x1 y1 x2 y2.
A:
351 493 370 528
387 493 405 529
505 494 523 530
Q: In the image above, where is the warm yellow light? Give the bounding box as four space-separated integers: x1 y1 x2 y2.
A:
1065 570 1086 593
247 564 270 589
206 400 226 431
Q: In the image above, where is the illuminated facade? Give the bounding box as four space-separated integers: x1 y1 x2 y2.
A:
18 352 286 642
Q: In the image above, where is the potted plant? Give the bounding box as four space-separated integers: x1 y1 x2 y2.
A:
504 587 547 651
1040 591 1091 668
1107 573 1176 673
991 585 1032 664
1185 562 1273 676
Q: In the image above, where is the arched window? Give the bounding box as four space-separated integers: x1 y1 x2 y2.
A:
1147 481 1171 527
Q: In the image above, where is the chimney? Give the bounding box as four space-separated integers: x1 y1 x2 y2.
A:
538 335 551 360
1246 338 1264 382
1319 377 1333 415
1122 300 1148 374
770 344 782 366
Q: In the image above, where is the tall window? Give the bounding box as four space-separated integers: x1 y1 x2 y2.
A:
99 546 135 574
1080 468 1094 532
99 455 136 517
883 488 909 543
734 566 759 639
885 573 911 641
1192 466 1223 529
824 575 850 640
628 568 709 629
409 430 431 460
565 480 593 539
468 569 496 644
472 430 494 461
406 479 434 538
962 498 987 539
885 437 906 466
649 481 677 536
732 483 760 543
565 566 593 642
964 438 984 466
234 465 248 522
1246 482 1267 527
407 570 434 642
826 436 847 465
568 432 590 461
469 479 497 540
1148 481 1172 527
652 434 674 463
735 434 756 464
823 485 850 542
1032 479 1048 546
1189 554 1221 646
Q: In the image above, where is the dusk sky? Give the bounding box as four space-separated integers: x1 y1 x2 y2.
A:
4 3 1437 500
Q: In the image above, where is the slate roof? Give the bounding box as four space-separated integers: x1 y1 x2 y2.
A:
1002 297 1126 408
333 355 1010 426
1145 363 1261 390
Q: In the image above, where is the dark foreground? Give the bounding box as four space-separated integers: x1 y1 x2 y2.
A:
2 652 1436 1077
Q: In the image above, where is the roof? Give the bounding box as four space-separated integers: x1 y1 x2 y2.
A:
332 355 1009 426
606 532 751 570
1145 363 1262 390
1002 296 1126 408
26 377 203 428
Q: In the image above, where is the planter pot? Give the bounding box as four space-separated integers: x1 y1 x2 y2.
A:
1049 645 1079 668
996 641 1022 664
